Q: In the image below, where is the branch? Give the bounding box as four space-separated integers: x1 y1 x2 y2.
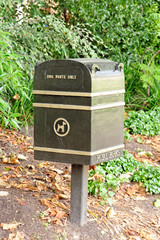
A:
140 47 155 64
148 49 160 68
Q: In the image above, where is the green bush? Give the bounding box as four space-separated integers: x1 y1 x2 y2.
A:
0 29 32 129
58 0 160 109
0 1 107 128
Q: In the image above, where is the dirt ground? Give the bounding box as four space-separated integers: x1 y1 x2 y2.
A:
0 127 160 240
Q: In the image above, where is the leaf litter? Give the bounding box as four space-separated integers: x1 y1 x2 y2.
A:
0 128 160 239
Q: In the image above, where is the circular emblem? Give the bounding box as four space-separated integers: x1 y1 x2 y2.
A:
53 118 70 137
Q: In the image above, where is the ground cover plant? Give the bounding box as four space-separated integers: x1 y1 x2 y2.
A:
88 150 160 204
124 107 160 136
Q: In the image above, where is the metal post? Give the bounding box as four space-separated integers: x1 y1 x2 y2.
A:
70 164 88 226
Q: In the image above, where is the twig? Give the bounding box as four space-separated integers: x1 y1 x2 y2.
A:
140 47 155 64
148 49 160 68
87 209 98 218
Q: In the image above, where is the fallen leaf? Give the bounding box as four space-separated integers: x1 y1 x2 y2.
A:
17 154 27 160
35 180 47 191
49 209 57 217
8 231 25 240
37 162 49 168
10 181 37 191
0 191 9 197
2 156 20 164
17 198 27 206
136 137 144 144
53 183 64 191
55 210 66 219
133 196 147 201
154 199 160 208
127 186 138 196
1 222 22 230
40 198 54 209
140 230 155 240
105 207 116 218
127 228 138 236
0 178 8 187
51 168 63 175
52 199 68 210
55 173 62 183
27 164 35 170
58 193 69 199
53 218 61 225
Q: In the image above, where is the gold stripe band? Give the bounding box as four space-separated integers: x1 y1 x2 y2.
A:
34 144 124 156
33 89 125 97
33 102 125 110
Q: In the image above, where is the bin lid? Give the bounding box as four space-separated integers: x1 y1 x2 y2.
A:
34 59 123 93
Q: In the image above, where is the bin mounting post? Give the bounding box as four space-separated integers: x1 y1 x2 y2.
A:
70 164 88 226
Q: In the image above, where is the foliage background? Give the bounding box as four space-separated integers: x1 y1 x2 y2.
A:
0 0 160 128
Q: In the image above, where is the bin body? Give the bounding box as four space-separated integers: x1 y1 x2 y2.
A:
33 59 125 165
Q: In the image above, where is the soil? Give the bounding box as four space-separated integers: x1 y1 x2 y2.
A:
0 127 160 240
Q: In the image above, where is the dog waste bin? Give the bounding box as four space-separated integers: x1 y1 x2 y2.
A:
33 59 125 225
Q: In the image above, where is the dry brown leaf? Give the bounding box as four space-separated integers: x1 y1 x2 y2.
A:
133 196 147 201
40 198 54 209
8 231 25 240
58 193 69 199
1 222 22 230
10 181 38 191
52 199 68 210
55 210 67 219
35 180 47 191
37 162 49 168
53 218 61 225
16 198 27 206
127 187 138 196
2 157 20 164
55 173 62 183
0 191 9 197
53 182 64 191
140 230 156 240
106 207 116 218
51 168 63 174
49 209 57 217
0 177 8 187
127 228 138 236
27 164 35 170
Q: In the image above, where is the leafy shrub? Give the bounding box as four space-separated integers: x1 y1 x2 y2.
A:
58 0 160 109
124 108 160 136
0 29 31 129
0 2 107 128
